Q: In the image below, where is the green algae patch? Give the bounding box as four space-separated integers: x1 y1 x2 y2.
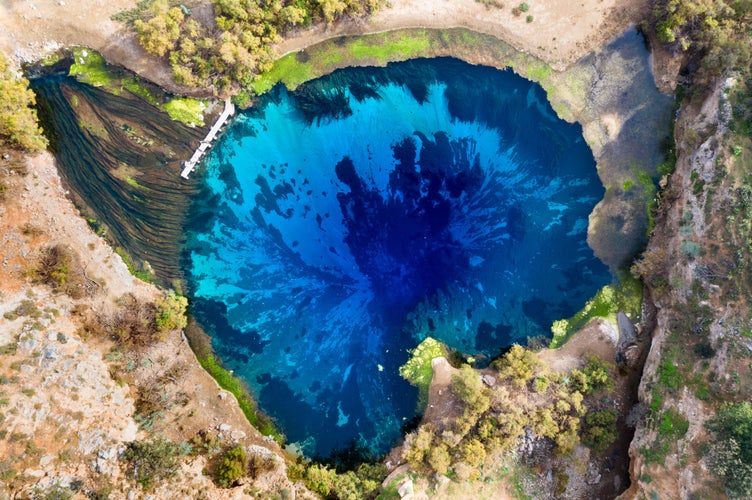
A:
184 320 284 443
68 46 159 103
251 52 314 95
164 97 206 127
399 337 447 408
68 48 201 126
347 30 432 64
550 273 642 348
69 48 113 87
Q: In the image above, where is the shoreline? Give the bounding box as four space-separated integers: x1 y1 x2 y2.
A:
275 0 650 72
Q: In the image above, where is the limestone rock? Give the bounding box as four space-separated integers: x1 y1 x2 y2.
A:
397 479 414 498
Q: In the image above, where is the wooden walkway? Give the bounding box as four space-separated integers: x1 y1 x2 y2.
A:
181 98 236 179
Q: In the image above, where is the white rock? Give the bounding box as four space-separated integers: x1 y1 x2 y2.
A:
398 479 414 498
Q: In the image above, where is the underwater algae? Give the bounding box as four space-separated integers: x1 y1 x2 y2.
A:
186 58 611 457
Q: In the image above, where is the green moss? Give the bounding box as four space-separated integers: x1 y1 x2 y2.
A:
250 52 314 94
164 97 206 127
399 337 447 408
69 47 115 88
40 53 61 67
121 76 159 106
114 247 155 283
196 353 283 441
550 272 642 348
347 31 432 64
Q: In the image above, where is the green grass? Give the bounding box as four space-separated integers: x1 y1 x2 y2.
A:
399 337 447 408
658 408 689 439
550 272 643 347
164 97 206 127
195 353 283 442
657 349 682 393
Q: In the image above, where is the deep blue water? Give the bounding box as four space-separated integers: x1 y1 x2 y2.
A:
184 58 611 459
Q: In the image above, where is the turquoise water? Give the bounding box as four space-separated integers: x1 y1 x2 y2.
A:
185 58 611 459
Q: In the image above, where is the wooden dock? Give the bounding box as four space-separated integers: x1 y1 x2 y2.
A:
181 98 236 179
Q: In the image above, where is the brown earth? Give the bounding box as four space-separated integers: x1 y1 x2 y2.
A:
0 150 307 498
0 0 661 497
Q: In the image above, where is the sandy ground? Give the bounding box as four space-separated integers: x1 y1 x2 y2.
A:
280 0 649 70
0 0 648 73
0 152 297 497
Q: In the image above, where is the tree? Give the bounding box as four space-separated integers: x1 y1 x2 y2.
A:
0 54 47 151
451 365 491 415
707 401 752 498
493 344 540 387
427 443 451 475
134 6 185 57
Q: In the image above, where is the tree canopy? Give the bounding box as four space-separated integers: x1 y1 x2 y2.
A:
123 0 384 92
653 0 752 78
0 53 47 151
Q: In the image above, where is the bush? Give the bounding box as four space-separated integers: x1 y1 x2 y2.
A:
568 355 615 395
451 365 491 415
215 445 248 488
0 54 47 151
492 344 540 387
35 244 94 299
123 438 186 490
155 290 188 333
582 409 619 454
707 401 752 498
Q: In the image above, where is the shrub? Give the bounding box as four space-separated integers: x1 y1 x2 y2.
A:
707 401 752 498
0 54 47 151
582 409 619 454
36 244 93 299
569 355 615 395
519 2 530 12
493 344 540 387
658 408 689 439
451 365 491 415
215 445 248 488
123 438 185 490
155 290 188 333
